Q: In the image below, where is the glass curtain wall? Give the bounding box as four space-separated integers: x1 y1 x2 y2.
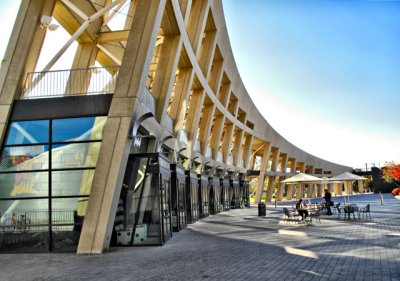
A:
240 179 250 207
230 179 241 209
0 116 106 252
209 177 221 214
198 174 209 218
113 153 172 246
170 163 186 232
221 178 230 211
185 171 199 224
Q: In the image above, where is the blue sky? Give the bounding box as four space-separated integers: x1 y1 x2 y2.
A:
222 0 400 168
1 1 399 168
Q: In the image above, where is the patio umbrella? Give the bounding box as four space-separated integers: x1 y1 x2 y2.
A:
282 173 323 203
331 172 367 205
320 177 343 192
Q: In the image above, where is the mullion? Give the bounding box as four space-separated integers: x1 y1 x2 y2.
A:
4 139 101 148
49 119 53 251
0 195 89 201
3 142 49 148
0 167 96 174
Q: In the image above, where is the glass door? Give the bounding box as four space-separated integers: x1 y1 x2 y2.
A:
178 181 186 229
160 174 171 244
112 153 171 247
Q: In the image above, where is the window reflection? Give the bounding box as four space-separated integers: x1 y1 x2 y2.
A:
0 171 49 198
0 116 106 252
52 116 107 142
0 199 49 253
6 120 49 145
52 170 94 196
52 142 100 169
0 145 49 172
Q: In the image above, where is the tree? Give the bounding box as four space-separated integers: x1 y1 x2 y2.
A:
382 162 400 186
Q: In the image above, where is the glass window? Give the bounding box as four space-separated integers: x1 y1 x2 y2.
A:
52 170 94 196
0 145 49 172
51 197 88 224
0 199 49 253
0 115 105 252
51 197 87 252
5 120 49 145
52 116 107 142
52 142 101 169
0 171 49 198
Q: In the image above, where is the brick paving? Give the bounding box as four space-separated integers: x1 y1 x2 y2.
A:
1 193 400 281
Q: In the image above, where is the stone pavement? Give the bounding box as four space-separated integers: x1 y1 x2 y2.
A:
1 193 400 281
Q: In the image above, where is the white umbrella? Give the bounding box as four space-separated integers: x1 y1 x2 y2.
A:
282 173 323 184
330 172 367 181
331 172 367 205
282 173 323 203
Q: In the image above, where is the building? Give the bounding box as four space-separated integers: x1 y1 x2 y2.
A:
0 0 351 254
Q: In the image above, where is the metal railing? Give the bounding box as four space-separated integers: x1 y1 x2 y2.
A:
22 66 120 99
0 210 76 232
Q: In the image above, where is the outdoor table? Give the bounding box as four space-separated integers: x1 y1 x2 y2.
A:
344 204 359 220
350 204 359 218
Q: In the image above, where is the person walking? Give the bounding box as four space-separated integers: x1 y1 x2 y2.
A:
324 189 332 215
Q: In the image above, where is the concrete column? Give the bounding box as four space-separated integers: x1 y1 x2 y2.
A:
276 177 285 201
290 158 297 174
337 183 343 195
265 176 275 203
271 148 280 172
152 35 182 122
232 128 244 166
77 0 167 254
243 134 254 170
187 0 210 54
296 183 302 199
347 181 354 195
286 185 294 200
279 153 288 173
308 184 312 198
317 184 323 197
199 104 215 154
328 183 333 194
344 181 349 194
221 123 235 164
254 143 271 204
358 180 364 193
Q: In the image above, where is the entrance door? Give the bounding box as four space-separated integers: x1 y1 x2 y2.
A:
160 174 172 243
112 154 171 246
209 187 215 214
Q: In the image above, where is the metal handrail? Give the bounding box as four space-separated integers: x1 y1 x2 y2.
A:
21 66 120 99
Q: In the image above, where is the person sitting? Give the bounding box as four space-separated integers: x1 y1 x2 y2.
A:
296 199 309 220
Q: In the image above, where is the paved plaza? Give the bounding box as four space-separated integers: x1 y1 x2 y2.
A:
2 193 400 281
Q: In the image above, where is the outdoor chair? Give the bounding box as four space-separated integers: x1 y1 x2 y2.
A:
309 209 321 223
336 204 345 220
332 202 340 214
283 207 300 224
319 203 326 214
358 204 371 220
343 205 356 220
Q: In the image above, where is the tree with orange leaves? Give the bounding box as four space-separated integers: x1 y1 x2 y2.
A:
382 162 400 186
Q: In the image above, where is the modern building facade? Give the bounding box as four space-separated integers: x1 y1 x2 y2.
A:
0 0 352 254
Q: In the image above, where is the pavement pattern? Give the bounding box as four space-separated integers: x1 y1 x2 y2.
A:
1 193 400 281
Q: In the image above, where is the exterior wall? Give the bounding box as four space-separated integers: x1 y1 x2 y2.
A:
0 0 352 254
